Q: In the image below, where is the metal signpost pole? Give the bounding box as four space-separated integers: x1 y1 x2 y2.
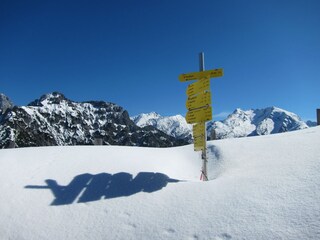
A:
179 54 223 181
199 52 208 181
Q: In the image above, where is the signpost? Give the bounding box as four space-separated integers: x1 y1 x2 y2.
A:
186 91 211 110
194 134 205 151
179 52 223 181
179 68 223 82
186 78 210 96
193 122 205 136
193 122 206 151
185 106 212 124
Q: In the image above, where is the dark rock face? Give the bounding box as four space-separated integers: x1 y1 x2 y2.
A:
0 93 14 115
0 92 188 148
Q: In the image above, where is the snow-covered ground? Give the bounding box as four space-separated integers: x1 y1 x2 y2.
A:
0 127 319 240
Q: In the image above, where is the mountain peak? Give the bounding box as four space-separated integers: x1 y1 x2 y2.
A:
211 106 308 139
141 112 161 118
131 112 161 124
28 92 70 107
133 107 309 142
0 92 187 148
0 93 14 114
131 112 192 142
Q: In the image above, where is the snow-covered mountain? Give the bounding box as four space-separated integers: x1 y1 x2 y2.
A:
131 112 192 142
0 93 14 115
134 107 309 141
0 92 312 148
0 92 187 148
209 107 309 139
306 120 317 127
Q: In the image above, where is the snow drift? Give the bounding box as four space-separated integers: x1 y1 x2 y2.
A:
0 126 319 239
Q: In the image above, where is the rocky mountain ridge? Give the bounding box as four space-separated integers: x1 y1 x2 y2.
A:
1 92 313 149
208 107 309 139
0 93 14 114
0 92 187 148
132 107 310 141
131 112 192 142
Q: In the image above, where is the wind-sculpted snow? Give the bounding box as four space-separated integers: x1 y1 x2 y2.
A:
0 92 187 148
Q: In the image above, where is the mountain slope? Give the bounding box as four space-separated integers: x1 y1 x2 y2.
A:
131 112 192 142
209 106 309 139
134 107 309 141
306 120 317 127
0 92 187 148
0 93 14 115
0 126 319 239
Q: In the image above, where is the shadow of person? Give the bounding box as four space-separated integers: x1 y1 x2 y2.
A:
25 172 180 206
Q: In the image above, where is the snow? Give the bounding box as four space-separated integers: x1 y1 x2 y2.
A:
132 107 309 142
131 112 192 140
0 127 320 239
210 106 309 139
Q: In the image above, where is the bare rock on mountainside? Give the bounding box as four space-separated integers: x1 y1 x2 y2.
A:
208 107 309 139
0 93 14 114
131 112 193 143
133 107 309 141
0 92 188 148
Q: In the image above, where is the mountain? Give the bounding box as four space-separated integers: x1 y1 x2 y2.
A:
0 92 188 148
306 120 317 127
208 107 309 139
134 107 309 141
0 93 14 115
131 112 192 142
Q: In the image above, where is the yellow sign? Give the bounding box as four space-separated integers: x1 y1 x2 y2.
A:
186 106 212 124
186 78 210 96
194 134 205 151
186 91 211 111
193 122 205 136
179 68 223 82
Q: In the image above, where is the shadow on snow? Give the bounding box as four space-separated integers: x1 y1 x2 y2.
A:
25 172 180 206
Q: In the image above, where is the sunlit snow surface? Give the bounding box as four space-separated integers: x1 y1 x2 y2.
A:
0 127 319 240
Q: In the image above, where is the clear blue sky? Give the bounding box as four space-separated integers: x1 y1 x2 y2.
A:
1 0 319 121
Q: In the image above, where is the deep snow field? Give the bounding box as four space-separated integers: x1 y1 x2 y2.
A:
0 126 319 240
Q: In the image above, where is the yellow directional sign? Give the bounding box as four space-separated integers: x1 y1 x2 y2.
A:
186 78 210 96
193 122 205 137
186 106 212 124
179 68 223 82
194 134 205 151
186 91 211 110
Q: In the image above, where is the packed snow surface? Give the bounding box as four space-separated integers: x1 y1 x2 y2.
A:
0 127 320 240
